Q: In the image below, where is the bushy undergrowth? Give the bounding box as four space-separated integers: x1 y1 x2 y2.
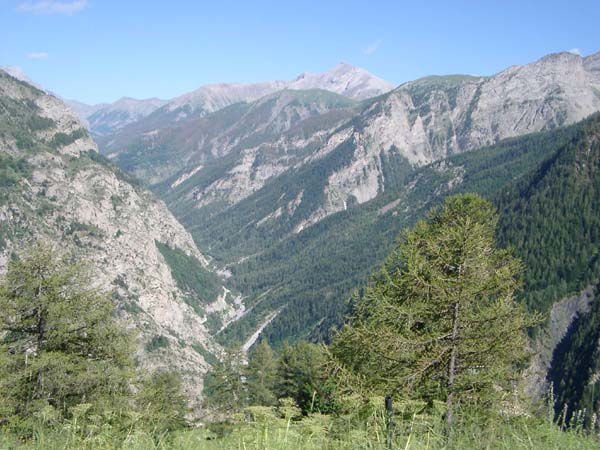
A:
1 403 599 450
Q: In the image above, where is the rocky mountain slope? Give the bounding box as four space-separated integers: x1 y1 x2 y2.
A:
0 70 239 409
115 89 357 189
282 51 600 227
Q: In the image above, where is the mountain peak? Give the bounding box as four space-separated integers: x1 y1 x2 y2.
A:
294 63 357 81
289 63 395 100
331 62 357 71
536 51 583 66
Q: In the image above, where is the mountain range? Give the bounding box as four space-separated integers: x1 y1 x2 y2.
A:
3 50 600 414
65 63 394 141
80 49 600 345
66 97 168 137
108 52 600 229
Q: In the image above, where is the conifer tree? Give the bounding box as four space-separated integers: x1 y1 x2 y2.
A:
277 341 335 414
137 371 188 434
0 243 134 426
331 194 540 435
245 340 278 406
203 348 246 414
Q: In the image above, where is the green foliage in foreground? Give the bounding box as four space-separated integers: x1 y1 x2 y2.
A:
0 404 598 449
330 194 540 437
200 197 564 447
0 243 134 430
0 243 189 442
204 341 336 417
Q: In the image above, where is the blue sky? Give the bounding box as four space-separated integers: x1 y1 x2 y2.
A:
1 0 599 104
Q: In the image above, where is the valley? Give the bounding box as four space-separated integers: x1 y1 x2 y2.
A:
2 26 600 446
68 51 600 357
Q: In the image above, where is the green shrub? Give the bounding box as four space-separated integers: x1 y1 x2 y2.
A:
145 335 169 352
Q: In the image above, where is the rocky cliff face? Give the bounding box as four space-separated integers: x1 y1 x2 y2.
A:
307 52 600 222
0 70 237 410
525 286 595 398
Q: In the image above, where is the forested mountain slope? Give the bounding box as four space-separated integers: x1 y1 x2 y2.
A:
497 114 600 313
493 114 600 418
209 116 591 346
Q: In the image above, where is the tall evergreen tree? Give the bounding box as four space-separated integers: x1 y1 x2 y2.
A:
136 371 188 434
0 243 135 426
330 194 540 435
203 349 246 414
245 340 278 406
277 341 335 414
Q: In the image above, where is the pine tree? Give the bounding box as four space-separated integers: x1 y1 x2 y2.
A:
330 194 540 435
0 243 135 427
203 348 246 414
276 341 335 414
245 340 278 406
137 371 188 434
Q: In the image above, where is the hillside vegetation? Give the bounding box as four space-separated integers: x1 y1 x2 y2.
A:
210 116 590 346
